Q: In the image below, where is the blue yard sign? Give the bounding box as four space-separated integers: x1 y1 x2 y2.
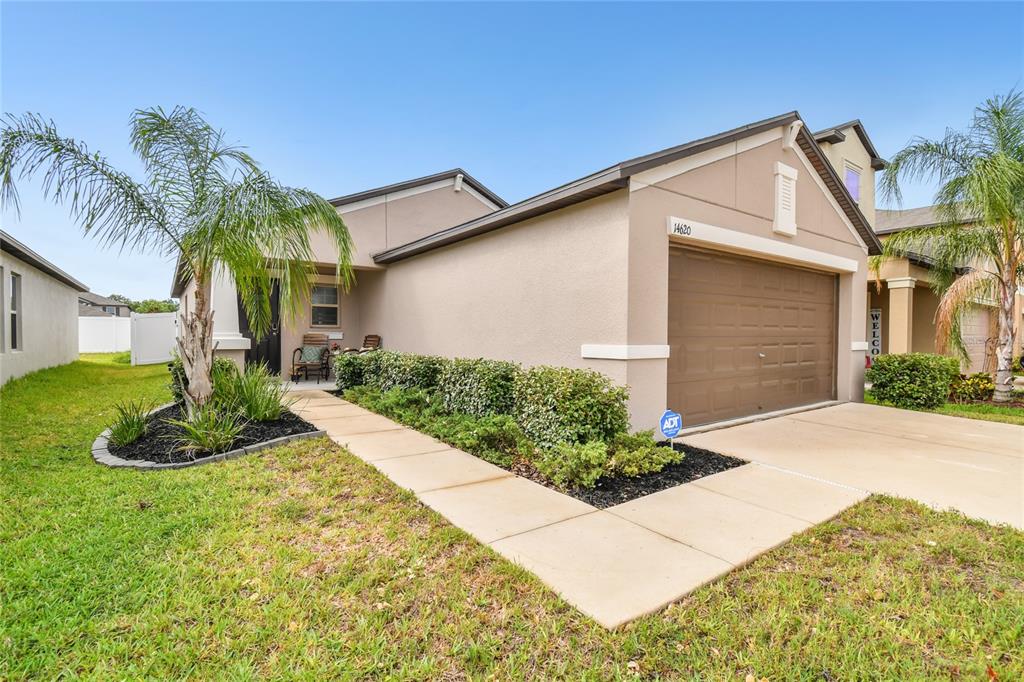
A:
659 410 682 439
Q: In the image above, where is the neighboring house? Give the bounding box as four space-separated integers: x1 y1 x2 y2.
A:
78 291 132 317
173 113 883 430
1 230 89 385
867 207 1015 372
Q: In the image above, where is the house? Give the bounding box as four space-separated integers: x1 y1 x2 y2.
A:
866 206 1022 372
1 230 89 385
173 112 884 430
78 292 132 317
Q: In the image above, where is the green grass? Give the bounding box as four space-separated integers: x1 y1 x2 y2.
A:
2 355 1022 679
865 390 1024 426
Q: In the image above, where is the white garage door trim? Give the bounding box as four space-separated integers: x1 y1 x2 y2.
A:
667 216 859 273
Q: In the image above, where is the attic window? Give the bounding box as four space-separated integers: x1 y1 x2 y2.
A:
844 161 862 203
773 162 798 235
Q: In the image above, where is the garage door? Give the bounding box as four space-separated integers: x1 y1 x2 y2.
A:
668 246 837 426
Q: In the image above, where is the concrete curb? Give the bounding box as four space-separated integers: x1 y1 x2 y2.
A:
90 402 326 471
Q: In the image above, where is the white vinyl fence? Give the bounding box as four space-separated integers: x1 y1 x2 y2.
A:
130 312 178 366
79 316 131 353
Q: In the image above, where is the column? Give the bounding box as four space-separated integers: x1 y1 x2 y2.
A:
886 277 916 354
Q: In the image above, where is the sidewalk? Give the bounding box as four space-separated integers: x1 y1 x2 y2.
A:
289 389 867 628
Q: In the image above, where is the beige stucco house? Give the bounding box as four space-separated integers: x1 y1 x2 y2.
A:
1 230 88 386
866 207 1023 372
173 112 885 430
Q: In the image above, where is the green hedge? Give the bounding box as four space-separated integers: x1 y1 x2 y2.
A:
333 353 367 390
512 365 630 449
360 350 445 392
866 353 960 409
437 357 519 417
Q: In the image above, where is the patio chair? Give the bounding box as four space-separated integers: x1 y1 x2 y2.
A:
343 334 382 354
291 333 331 383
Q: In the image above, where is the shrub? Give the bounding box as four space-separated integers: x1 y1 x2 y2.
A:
361 350 445 392
216 362 290 421
949 372 995 403
333 352 368 390
513 366 629 449
535 441 609 489
167 404 243 457
437 357 519 417
107 399 152 446
168 356 239 404
606 430 683 477
866 353 960 409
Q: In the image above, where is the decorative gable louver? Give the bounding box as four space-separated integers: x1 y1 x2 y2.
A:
773 162 798 235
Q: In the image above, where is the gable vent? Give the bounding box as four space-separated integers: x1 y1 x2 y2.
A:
773 161 798 235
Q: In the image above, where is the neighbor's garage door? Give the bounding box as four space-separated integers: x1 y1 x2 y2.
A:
668 247 837 426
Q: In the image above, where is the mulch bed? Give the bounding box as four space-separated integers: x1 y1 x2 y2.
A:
108 404 317 465
508 443 746 509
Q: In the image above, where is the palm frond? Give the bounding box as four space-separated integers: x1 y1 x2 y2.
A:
0 112 178 254
934 269 996 363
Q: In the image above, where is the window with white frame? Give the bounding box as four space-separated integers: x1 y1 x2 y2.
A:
844 161 862 203
311 284 339 327
0 266 5 352
10 271 21 350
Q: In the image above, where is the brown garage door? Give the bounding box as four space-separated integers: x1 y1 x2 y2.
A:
668 246 837 426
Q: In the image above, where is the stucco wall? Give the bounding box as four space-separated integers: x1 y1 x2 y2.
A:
626 130 870 424
357 192 631 384
817 128 877 227
280 273 363 369
0 251 81 385
309 181 499 268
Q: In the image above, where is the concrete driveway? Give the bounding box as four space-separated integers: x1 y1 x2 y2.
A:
680 402 1024 528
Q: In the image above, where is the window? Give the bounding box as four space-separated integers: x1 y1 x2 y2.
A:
10 272 21 350
103 305 117 315
311 285 339 327
0 266 4 352
844 162 861 203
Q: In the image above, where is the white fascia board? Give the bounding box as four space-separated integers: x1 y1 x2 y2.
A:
581 344 671 360
630 128 784 191
336 178 457 214
461 182 503 211
667 216 859 273
792 144 870 254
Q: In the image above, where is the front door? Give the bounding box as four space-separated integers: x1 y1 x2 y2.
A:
237 281 281 374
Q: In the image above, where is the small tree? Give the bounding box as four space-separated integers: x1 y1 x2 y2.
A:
1 107 353 408
880 91 1024 402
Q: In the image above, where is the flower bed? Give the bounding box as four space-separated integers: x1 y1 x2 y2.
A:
334 350 743 506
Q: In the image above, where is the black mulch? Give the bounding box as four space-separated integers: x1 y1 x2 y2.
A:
567 444 745 509
108 404 317 464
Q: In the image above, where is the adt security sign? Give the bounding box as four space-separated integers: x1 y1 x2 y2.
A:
659 410 682 439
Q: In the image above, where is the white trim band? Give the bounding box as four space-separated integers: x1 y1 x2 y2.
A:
850 341 869 351
667 216 859 273
212 334 252 350
886 277 917 289
581 344 671 360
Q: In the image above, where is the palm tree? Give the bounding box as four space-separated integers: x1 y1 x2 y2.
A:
880 91 1024 402
1 107 353 408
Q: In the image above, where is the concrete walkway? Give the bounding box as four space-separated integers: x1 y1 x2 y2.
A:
680 402 1024 529
289 390 865 628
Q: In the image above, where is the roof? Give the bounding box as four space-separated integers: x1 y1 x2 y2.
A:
79 291 132 308
78 304 114 317
327 168 507 210
375 112 884 264
813 120 887 170
875 206 975 235
0 230 89 292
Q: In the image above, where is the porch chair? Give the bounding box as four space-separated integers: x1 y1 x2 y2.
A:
343 334 382 354
291 333 331 383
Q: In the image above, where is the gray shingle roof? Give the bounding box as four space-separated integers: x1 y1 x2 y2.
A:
876 206 975 234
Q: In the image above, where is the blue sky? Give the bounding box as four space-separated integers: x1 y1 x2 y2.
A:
2 1 1022 299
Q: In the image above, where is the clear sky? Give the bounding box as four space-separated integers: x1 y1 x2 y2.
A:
2 1 1022 299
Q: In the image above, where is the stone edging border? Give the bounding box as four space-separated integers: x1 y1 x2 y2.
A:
91 402 327 471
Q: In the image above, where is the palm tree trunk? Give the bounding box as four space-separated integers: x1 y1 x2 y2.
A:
177 269 215 412
993 270 1016 403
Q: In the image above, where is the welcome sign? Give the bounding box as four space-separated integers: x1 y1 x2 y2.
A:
869 308 882 362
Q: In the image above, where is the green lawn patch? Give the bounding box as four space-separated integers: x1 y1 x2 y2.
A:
2 356 1022 679
865 390 1024 426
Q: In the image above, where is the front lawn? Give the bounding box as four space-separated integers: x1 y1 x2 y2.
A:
2 356 1022 679
865 390 1024 426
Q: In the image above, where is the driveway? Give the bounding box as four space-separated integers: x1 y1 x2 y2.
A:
680 402 1024 529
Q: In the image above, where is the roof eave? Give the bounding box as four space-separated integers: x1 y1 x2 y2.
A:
328 168 508 210
0 230 89 292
